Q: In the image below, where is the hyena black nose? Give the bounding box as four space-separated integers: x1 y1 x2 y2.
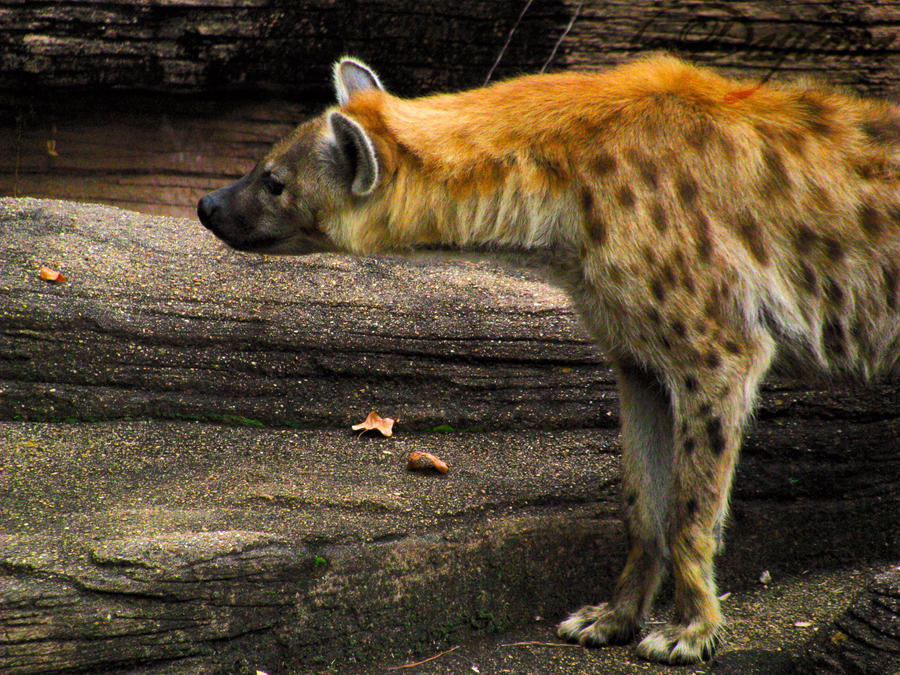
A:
197 194 217 230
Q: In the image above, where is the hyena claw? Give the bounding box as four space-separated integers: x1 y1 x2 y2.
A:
557 604 640 646
635 622 723 665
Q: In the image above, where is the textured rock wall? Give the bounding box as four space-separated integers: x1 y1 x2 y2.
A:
2 1 899 216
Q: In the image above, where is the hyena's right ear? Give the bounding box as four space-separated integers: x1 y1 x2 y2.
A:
327 111 379 197
333 57 384 106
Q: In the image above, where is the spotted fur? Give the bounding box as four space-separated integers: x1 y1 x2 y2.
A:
198 54 900 664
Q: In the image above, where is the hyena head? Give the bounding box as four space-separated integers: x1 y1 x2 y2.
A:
197 58 384 254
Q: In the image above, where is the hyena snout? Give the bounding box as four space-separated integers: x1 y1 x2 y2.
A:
196 192 219 231
197 173 261 250
197 183 236 235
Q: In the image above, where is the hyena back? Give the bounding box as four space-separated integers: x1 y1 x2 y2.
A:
198 55 900 664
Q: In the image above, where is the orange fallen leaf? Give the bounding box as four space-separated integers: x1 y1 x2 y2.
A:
39 266 66 283
407 451 449 474
351 411 394 437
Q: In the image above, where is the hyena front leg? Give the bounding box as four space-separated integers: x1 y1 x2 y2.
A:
636 336 775 664
558 359 673 646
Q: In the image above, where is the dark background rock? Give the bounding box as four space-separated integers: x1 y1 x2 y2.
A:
802 566 900 675
2 1 899 216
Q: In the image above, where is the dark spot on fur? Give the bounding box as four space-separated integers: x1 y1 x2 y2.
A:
686 499 698 517
670 249 696 293
627 492 637 506
642 245 657 266
800 263 818 295
854 161 876 181
706 417 726 456
782 128 805 156
860 117 900 146
580 187 594 213
686 117 719 152
694 212 713 261
737 211 769 264
617 185 636 208
581 187 607 245
795 225 818 254
858 201 884 237
684 375 698 392
823 317 846 358
660 335 671 350
677 174 699 204
647 307 662 325
823 237 844 262
761 146 790 195
704 350 722 370
683 437 696 456
671 320 687 339
592 152 617 176
798 94 834 136
585 213 607 245
724 340 741 355
650 201 667 233
823 276 845 307
662 263 677 288
650 278 666 302
699 403 712 417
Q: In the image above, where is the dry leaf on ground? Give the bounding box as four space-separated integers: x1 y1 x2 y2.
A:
39 266 66 283
351 411 395 437
407 451 449 474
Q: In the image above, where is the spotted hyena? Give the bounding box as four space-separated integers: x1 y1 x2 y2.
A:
197 55 900 663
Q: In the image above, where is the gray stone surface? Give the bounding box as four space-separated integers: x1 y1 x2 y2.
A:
0 198 897 674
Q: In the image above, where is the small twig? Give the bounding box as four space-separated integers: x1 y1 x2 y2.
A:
541 0 585 73
499 641 584 648
386 645 460 670
485 0 585 84
484 0 535 85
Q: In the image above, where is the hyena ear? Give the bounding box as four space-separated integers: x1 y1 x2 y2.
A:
333 57 384 106
327 111 379 197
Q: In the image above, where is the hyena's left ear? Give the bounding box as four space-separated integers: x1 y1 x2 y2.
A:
333 57 384 106
327 111 379 197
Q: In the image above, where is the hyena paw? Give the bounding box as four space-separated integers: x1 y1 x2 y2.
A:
556 604 639 647
635 621 723 664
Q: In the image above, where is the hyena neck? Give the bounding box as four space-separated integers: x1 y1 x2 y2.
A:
335 91 585 268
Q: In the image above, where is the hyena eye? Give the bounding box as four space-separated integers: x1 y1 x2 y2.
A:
262 173 285 196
